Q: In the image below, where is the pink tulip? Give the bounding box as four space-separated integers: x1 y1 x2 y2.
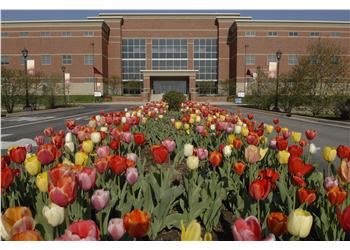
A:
34 135 45 146
94 157 109 173
127 153 138 163
323 176 338 191
126 168 138 185
25 143 33 153
283 131 291 139
197 148 208 160
121 132 132 144
92 189 110 211
96 145 110 159
196 125 204 134
77 130 86 141
232 216 275 241
226 125 234 133
43 127 54 137
162 139 176 153
108 218 125 240
78 168 96 191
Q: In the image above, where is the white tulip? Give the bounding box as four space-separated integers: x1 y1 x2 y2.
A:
65 142 75 153
223 145 232 157
91 132 101 144
121 117 127 124
124 108 128 112
65 132 73 143
184 143 194 157
0 215 9 240
186 155 199 170
125 112 131 118
309 143 320 155
42 203 65 227
100 126 108 132
95 115 101 122
234 125 242 134
210 124 216 131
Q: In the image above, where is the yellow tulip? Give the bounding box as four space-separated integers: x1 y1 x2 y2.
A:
204 232 212 241
259 148 269 161
75 151 88 166
24 155 41 176
175 121 183 130
323 146 337 162
189 118 195 124
277 150 290 164
82 140 94 153
241 126 249 137
260 136 268 145
62 158 74 166
291 132 302 143
287 209 313 238
181 220 202 241
195 115 201 123
184 123 190 130
186 156 199 170
265 124 274 134
36 171 48 192
227 134 236 145
207 116 213 123
281 127 289 133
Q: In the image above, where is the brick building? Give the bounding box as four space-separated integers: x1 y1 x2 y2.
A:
1 12 349 102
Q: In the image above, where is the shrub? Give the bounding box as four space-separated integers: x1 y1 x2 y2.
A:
162 91 185 111
334 97 350 120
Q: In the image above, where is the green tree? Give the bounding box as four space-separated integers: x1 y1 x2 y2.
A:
1 68 25 113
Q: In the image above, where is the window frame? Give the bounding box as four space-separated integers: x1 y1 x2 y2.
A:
62 55 72 65
41 55 52 65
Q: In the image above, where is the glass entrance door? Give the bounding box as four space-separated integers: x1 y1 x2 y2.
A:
152 77 188 94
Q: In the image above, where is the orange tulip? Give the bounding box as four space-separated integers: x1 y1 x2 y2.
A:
123 210 151 238
233 162 246 175
297 188 317 205
267 212 288 236
327 186 347 206
11 230 42 241
209 151 222 167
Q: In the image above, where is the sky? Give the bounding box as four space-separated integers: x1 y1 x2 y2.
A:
1 10 349 21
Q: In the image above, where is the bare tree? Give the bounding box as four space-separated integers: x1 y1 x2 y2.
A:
41 74 61 109
1 68 25 113
104 75 122 95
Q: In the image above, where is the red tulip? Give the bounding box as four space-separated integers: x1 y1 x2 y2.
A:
37 144 58 165
110 140 120 150
109 155 127 175
246 134 259 145
249 178 271 201
9 146 26 164
288 145 303 157
1 161 15 190
151 145 169 164
134 133 145 145
305 129 316 140
52 135 64 148
247 113 254 120
337 145 350 159
233 162 246 175
277 139 288 151
288 156 314 177
43 127 54 137
94 157 109 174
209 151 223 167
297 188 317 205
233 139 243 149
65 119 76 130
232 216 275 241
291 175 308 187
57 220 100 240
123 210 151 238
267 212 288 236
338 204 350 232
48 167 77 207
327 186 347 206
258 168 279 188
275 126 281 134
273 118 279 125
299 139 308 147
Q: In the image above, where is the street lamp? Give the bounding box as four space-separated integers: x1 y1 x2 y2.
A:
273 49 282 111
244 44 249 95
21 48 31 110
61 66 67 105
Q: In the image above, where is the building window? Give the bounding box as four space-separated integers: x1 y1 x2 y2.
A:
331 56 340 64
19 32 29 37
267 31 278 37
267 54 277 65
330 32 341 37
84 55 94 65
245 55 256 65
193 39 217 82
245 31 256 37
62 55 72 65
40 32 51 37
62 32 72 37
288 32 299 37
310 32 320 37
152 39 188 70
1 32 9 37
122 39 146 81
83 31 94 37
85 77 95 84
288 55 298 65
41 55 52 65
1 55 10 65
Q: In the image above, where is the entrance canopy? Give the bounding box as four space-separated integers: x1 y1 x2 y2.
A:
141 70 198 78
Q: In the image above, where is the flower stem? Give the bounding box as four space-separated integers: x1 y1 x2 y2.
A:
257 200 261 223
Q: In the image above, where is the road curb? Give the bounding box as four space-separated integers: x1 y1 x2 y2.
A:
2 106 84 117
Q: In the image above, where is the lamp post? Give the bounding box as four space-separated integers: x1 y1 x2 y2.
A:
273 49 282 111
61 66 67 105
257 66 261 97
21 48 31 110
244 44 249 95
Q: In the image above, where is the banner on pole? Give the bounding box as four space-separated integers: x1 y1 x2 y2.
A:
268 62 277 78
64 73 70 84
27 59 35 75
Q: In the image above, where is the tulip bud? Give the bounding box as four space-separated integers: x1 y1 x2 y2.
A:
65 132 73 143
91 132 101 144
184 144 194 157
78 168 97 191
187 155 199 170
82 140 94 153
323 146 337 162
223 145 232 158
276 150 290 165
309 143 320 155
24 155 41 176
291 132 302 143
127 153 138 163
197 148 208 160
75 151 88 166
42 203 65 227
100 126 108 132
323 176 338 192
234 125 242 134
92 189 110 211
174 121 183 130
265 124 274 134
34 135 45 146
65 142 75 153
96 145 110 159
108 218 125 240
162 139 176 153
287 209 313 238
126 168 138 185
36 171 48 192
25 143 33 153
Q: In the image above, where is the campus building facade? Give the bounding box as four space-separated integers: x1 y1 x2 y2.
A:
1 13 349 102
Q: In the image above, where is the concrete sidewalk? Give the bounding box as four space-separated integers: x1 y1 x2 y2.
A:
2 106 84 117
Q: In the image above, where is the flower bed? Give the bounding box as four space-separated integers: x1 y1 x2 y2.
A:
1 101 350 241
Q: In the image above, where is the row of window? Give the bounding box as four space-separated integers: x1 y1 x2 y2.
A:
244 31 341 37
0 55 94 65
1 31 94 37
245 54 299 65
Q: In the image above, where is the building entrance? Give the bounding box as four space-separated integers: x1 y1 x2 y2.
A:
151 76 188 94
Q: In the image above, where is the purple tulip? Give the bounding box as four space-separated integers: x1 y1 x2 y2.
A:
196 125 204 134
25 143 33 153
78 168 97 191
323 176 338 191
96 145 110 158
269 139 277 150
226 125 234 133
121 132 132 144
197 148 209 160
92 189 110 211
126 168 138 185
108 218 125 240
162 139 176 153
34 135 45 146
127 153 138 163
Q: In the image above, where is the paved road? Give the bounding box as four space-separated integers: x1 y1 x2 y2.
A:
219 105 350 167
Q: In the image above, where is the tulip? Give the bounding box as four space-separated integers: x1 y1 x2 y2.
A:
209 151 222 167
267 212 288 237
223 145 232 158
277 139 288 151
126 167 138 185
276 150 290 165
234 125 242 134
287 209 313 238
42 203 65 227
309 143 320 155
65 142 75 153
259 148 269 161
265 124 274 134
323 176 338 191
174 121 183 129
227 134 236 145
127 153 138 163
78 167 96 191
181 220 202 241
232 216 275 241
305 129 316 140
297 188 317 205
323 146 337 162
233 162 246 175
25 143 33 153
337 145 350 159
96 145 110 158
187 155 199 170
339 204 350 232
337 159 350 183
9 146 26 164
123 210 151 238
92 189 110 211
291 132 302 143
34 135 45 146
288 156 314 177
65 119 76 130
133 132 145 145
249 178 271 201
11 230 42 241
1 163 15 190
108 218 125 240
91 132 101 144
197 148 208 160
57 220 100 240
288 145 303 158
75 151 88 166
37 144 58 165
24 154 41 176
82 140 94 154
162 139 176 153
121 132 132 144
244 145 260 164
233 139 243 150
109 155 127 175
36 171 48 192
241 126 249 137
184 143 194 157
269 139 277 150
327 186 347 205
52 135 64 149
151 145 169 164
196 125 204 134
94 157 109 174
